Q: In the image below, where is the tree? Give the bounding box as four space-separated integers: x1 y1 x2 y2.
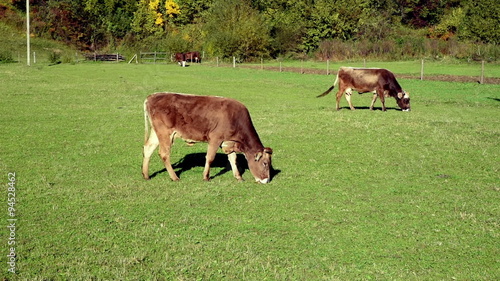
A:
131 0 164 38
303 0 371 52
28 0 95 50
256 0 309 56
203 0 270 60
460 0 500 44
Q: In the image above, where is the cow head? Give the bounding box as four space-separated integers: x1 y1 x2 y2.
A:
396 91 411 111
247 147 273 184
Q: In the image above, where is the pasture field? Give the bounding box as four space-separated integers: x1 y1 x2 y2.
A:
0 62 499 280
240 59 500 78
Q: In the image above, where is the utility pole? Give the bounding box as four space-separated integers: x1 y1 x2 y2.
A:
26 0 30 66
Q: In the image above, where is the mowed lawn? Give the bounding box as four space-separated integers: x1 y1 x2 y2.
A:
0 63 499 280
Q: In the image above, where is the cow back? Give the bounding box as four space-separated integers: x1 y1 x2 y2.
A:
146 93 262 148
339 67 403 95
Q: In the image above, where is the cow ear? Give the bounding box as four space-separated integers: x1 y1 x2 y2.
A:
255 152 263 161
264 147 273 155
397 92 403 99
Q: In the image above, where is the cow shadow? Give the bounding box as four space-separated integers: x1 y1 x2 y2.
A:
149 152 280 181
339 106 399 111
149 153 242 180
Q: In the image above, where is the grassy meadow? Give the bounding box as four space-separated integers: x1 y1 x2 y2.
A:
0 62 499 280
241 59 500 78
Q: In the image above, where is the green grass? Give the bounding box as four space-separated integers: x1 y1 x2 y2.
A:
1 63 499 280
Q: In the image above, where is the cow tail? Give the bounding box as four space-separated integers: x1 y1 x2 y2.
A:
316 73 339 98
143 98 150 144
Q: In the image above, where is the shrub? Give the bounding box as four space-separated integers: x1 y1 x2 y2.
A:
0 50 14 63
48 51 62 64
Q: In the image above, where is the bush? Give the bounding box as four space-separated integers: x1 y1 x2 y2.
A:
203 0 270 60
48 51 62 64
0 50 14 63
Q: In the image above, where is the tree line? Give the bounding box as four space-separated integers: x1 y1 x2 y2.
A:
5 0 500 61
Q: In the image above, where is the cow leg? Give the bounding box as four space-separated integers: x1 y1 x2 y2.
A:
142 129 160 180
378 90 387 111
370 92 378 110
203 142 220 181
345 88 355 110
335 88 344 111
227 152 243 181
158 132 180 181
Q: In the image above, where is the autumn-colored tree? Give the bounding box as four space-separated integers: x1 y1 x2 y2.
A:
131 0 164 37
165 0 180 18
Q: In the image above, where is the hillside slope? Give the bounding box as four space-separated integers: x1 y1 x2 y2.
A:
1 2 76 64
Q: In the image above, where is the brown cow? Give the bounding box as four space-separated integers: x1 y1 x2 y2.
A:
174 53 186 67
185 51 201 63
317 67 411 111
142 93 273 183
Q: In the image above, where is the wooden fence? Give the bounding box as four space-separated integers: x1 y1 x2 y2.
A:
139 52 169 64
209 57 496 84
84 53 124 62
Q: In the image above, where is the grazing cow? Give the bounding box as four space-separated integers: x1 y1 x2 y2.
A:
185 51 201 63
317 67 411 111
174 53 186 67
142 93 273 183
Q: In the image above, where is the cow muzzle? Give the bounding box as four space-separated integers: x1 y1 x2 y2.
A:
402 108 411 112
256 177 270 184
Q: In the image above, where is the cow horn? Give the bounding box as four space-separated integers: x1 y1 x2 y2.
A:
264 147 273 155
255 152 263 161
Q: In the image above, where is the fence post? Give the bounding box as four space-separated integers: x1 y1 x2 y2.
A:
33 52 36 64
480 61 485 84
301 60 304 74
327 59 330 75
420 59 424 81
279 62 282 72
261 57 263 70
233 56 236 68
363 58 366 68
216 57 219 67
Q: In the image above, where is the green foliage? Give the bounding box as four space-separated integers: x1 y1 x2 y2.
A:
203 0 270 59
131 0 165 38
259 0 307 56
3 0 500 59
460 0 500 44
0 50 14 63
48 50 62 64
428 7 465 40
